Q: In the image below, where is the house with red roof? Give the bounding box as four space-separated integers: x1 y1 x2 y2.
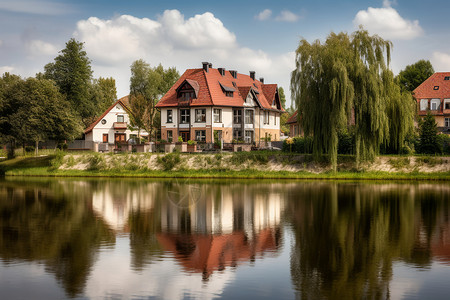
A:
155 62 283 144
286 110 303 137
413 72 450 133
84 95 148 150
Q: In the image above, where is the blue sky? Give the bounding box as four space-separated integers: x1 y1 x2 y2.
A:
1 0 450 106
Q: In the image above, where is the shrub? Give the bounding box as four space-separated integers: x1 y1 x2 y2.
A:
25 146 35 153
87 154 106 171
187 140 197 145
48 150 65 171
157 153 181 171
57 143 68 151
282 137 313 153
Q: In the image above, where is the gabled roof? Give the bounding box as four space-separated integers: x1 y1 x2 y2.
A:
413 72 450 99
176 79 200 98
85 95 130 134
156 66 282 111
286 110 298 124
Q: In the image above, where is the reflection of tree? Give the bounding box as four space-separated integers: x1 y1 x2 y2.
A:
288 183 450 300
0 180 114 298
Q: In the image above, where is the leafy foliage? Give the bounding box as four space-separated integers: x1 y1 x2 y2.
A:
396 60 434 92
291 28 413 170
418 112 441 154
129 60 179 141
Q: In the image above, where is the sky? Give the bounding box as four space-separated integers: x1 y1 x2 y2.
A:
1 0 450 107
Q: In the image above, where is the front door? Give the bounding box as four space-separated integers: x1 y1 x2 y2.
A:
180 131 190 142
115 133 126 143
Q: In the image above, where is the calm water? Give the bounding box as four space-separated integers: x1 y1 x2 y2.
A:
0 178 450 300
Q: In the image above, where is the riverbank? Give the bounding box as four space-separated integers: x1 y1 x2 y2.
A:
1 152 449 180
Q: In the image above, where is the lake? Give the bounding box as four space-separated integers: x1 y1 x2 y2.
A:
0 178 449 299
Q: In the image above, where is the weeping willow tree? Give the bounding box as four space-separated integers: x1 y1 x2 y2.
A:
291 28 411 170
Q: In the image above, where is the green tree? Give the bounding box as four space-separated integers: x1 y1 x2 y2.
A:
291 28 405 170
87 77 117 125
129 60 179 141
418 111 441 154
0 74 82 157
397 60 434 92
278 86 286 109
44 38 94 126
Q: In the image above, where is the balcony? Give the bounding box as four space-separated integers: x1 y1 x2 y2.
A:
113 122 127 129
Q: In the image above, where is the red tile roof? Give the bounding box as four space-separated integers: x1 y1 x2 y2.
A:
156 67 282 111
413 72 450 99
85 95 130 134
286 110 298 124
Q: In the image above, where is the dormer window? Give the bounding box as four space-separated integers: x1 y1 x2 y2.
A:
176 79 199 102
219 82 235 97
445 76 450 81
225 91 233 97
434 86 439 90
180 91 195 101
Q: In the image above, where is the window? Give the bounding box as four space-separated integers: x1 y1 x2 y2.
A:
445 102 450 110
180 109 190 124
233 129 242 140
431 99 440 111
167 110 173 123
180 91 195 101
445 76 450 81
225 91 233 97
115 133 126 142
233 110 242 124
420 99 428 111
117 115 124 122
244 130 253 143
214 108 222 123
167 130 173 142
195 109 206 123
263 111 269 125
445 118 450 127
245 110 254 124
434 86 439 90
195 130 206 142
101 119 107 125
102 134 108 143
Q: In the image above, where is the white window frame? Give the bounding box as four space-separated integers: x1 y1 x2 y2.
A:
195 109 206 123
117 115 124 122
431 99 440 111
445 118 450 127
233 110 242 124
167 110 173 123
180 109 190 124
420 99 428 111
245 110 254 124
244 130 253 143
195 130 206 142
167 130 173 142
214 108 222 123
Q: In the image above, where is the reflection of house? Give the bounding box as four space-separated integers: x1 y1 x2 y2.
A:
158 187 283 278
84 96 148 150
155 62 283 143
413 72 450 134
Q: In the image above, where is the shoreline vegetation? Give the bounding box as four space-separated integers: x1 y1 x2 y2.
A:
0 151 449 181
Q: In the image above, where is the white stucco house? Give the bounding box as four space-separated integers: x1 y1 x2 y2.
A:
84 96 148 151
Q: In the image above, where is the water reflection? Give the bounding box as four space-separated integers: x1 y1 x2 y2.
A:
0 179 449 299
287 182 450 300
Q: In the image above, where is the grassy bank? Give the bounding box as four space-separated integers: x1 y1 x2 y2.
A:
1 152 449 180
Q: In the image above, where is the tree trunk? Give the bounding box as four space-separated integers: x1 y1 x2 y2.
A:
35 140 39 157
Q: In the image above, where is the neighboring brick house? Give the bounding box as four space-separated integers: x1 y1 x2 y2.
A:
155 62 283 144
286 110 303 137
413 72 450 134
85 95 148 146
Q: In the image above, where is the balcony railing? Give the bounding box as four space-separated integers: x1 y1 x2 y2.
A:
113 122 127 129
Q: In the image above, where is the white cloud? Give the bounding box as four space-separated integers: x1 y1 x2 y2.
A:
255 9 272 21
0 0 72 15
73 10 294 99
275 10 300 22
26 39 57 56
0 66 15 74
353 4 423 40
431 52 450 71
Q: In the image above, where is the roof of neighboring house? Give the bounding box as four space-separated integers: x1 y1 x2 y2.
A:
413 72 450 99
286 110 298 124
155 66 282 111
84 95 130 134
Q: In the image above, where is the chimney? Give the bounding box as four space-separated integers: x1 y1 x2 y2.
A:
230 70 237 79
218 68 225 76
209 63 213 69
202 62 209 72
259 77 264 84
250 71 255 80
